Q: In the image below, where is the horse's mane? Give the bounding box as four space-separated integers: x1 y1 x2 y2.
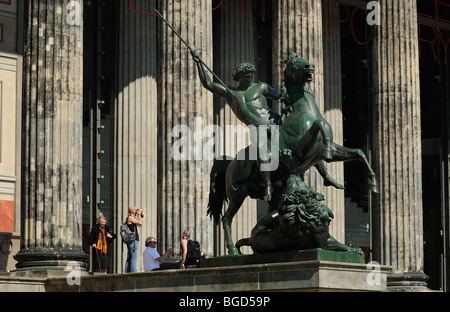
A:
278 52 300 123
278 75 293 123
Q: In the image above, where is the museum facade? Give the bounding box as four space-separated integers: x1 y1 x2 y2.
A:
0 0 449 291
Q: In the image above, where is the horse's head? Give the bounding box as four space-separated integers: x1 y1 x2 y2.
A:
279 53 316 120
283 53 315 85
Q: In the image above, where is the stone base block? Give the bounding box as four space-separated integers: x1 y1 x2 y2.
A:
0 249 390 292
206 248 365 267
41 260 388 292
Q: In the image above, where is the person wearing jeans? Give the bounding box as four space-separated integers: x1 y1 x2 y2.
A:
125 239 139 272
125 206 143 272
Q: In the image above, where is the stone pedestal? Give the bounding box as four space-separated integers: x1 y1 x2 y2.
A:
15 0 87 270
206 248 365 267
371 0 428 290
42 251 390 292
1 249 389 292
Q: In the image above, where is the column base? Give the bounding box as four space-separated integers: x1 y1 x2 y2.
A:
13 248 88 272
387 271 429 291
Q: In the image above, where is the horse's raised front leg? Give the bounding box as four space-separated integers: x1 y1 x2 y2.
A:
316 120 333 160
297 120 333 162
222 194 246 255
328 143 379 193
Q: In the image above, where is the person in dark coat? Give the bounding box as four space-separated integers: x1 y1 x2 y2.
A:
88 215 116 273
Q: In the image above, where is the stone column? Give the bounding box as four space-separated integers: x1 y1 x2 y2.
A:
15 0 87 270
273 1 346 237
212 0 257 255
158 0 214 256
114 0 158 272
273 0 324 110
322 1 345 243
372 0 428 289
273 0 324 195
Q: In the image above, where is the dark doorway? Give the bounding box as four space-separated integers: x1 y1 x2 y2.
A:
82 0 117 273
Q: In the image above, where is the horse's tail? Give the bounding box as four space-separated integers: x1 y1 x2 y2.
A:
235 237 252 253
207 157 233 225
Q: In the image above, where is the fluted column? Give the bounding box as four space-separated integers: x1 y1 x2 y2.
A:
158 0 214 256
212 1 257 256
15 0 87 270
273 0 324 111
273 1 339 222
114 0 158 272
372 0 427 289
322 1 345 243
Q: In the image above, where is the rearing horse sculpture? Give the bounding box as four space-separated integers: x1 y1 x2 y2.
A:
208 53 379 255
278 54 379 191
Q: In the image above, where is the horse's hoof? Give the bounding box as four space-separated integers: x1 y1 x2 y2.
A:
324 178 344 190
264 185 273 202
368 181 380 193
228 247 240 255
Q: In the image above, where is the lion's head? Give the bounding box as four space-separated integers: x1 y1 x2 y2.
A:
278 175 333 241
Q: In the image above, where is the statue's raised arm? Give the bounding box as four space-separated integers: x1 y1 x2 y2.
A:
191 50 239 104
192 51 282 202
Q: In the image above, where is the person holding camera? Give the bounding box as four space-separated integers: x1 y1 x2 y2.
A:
125 206 143 273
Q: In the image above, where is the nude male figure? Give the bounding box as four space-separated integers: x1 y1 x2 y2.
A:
191 51 280 201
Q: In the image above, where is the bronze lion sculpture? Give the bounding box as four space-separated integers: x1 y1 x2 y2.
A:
236 174 364 255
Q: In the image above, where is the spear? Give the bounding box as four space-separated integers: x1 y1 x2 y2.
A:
154 9 233 94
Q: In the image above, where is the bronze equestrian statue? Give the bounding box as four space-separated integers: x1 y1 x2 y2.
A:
155 10 370 256
194 52 378 255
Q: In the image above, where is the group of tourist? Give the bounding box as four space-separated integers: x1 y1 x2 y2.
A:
87 206 204 273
